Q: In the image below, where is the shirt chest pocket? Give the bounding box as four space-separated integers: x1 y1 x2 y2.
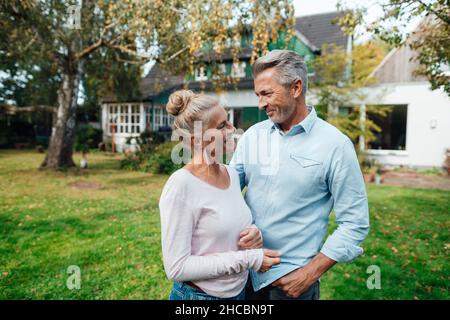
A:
289 154 324 182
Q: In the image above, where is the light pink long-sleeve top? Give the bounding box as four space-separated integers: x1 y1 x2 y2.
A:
159 165 263 298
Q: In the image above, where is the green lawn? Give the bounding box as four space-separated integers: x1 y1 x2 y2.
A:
0 150 448 299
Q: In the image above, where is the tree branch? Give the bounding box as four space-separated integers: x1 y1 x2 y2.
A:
0 104 56 115
164 47 188 63
74 39 103 61
103 41 149 61
416 0 450 25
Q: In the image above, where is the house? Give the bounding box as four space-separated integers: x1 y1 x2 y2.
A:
357 20 450 169
100 12 351 152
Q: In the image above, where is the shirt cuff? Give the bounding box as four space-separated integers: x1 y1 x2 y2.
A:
320 234 364 263
247 248 264 271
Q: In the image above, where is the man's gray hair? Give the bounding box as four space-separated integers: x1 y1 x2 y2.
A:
252 50 308 96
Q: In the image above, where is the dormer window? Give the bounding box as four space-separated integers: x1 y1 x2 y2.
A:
225 37 241 48
231 62 246 78
195 66 208 81
212 63 227 79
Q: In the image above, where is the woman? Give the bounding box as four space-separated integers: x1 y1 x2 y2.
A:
159 90 281 300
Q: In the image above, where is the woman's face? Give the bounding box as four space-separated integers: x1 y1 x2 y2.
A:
204 106 236 155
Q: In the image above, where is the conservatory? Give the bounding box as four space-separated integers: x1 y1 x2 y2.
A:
100 102 173 152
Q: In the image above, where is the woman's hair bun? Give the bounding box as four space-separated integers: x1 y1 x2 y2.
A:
166 90 195 116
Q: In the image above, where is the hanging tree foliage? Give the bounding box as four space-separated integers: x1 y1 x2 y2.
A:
0 0 295 170
337 0 450 96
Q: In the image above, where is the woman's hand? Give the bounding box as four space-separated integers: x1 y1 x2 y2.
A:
238 227 263 249
259 249 281 272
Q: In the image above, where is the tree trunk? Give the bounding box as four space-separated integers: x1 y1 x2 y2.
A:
40 59 83 170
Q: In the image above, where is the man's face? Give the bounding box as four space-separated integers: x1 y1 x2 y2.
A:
254 68 296 124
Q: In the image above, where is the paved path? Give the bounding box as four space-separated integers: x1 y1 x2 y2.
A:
381 171 450 190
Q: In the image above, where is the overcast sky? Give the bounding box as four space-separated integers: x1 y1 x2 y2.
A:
294 0 381 18
293 0 422 43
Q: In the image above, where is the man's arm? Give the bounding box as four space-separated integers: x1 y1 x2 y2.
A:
320 137 370 263
273 138 370 298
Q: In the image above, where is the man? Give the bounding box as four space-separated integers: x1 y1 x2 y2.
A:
232 50 370 300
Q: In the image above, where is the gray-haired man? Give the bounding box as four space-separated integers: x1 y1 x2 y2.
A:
232 50 369 300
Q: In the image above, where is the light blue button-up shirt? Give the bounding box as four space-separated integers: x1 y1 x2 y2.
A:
230 106 370 291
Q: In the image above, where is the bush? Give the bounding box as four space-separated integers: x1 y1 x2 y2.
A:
120 130 173 172
144 141 182 175
357 151 376 174
74 124 103 152
131 130 167 153
120 152 144 171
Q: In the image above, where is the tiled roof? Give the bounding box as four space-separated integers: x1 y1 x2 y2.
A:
295 11 349 50
139 64 184 100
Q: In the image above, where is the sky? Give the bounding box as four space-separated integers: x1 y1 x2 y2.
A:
294 0 382 18
293 0 423 44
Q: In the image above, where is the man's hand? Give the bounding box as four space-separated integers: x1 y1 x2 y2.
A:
271 267 316 298
238 227 263 249
272 253 336 298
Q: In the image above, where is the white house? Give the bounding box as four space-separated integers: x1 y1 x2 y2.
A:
358 40 450 169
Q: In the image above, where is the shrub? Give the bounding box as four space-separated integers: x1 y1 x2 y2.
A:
120 130 172 172
144 141 182 175
74 124 103 152
131 130 167 153
120 152 144 171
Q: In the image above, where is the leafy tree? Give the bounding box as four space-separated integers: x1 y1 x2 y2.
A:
312 42 389 148
0 0 294 170
337 0 450 95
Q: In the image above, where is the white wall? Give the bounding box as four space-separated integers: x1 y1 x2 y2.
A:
209 89 258 107
210 89 318 108
364 82 450 168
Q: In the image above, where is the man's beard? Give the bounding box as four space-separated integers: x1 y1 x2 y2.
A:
268 103 296 124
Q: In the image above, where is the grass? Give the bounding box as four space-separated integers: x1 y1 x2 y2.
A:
0 150 448 299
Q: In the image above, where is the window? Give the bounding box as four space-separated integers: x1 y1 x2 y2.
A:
162 110 169 127
153 107 172 130
225 37 241 48
231 62 246 78
212 63 227 79
145 106 152 130
368 105 407 150
107 103 142 135
108 105 118 133
131 104 140 133
195 66 208 81
154 108 162 128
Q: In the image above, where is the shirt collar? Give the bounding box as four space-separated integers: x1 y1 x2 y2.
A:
270 105 317 136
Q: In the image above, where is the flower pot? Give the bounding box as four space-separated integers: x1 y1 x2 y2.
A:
374 174 382 185
363 173 374 183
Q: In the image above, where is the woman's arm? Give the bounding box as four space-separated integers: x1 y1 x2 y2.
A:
159 195 263 282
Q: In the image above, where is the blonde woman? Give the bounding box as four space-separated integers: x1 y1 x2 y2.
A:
159 90 280 300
